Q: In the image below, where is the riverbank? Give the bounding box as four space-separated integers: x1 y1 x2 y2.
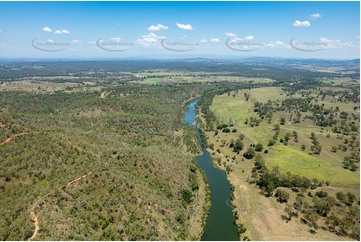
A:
185 99 239 241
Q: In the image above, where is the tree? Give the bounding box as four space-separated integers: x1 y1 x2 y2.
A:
268 139 275 146
303 209 319 231
239 133 245 140
223 128 230 133
233 139 244 152
280 117 286 125
310 132 315 139
255 143 263 152
284 204 295 221
254 154 265 170
275 189 290 203
181 189 192 204
313 196 336 217
257 172 279 196
237 223 247 234
243 147 255 159
336 192 346 204
315 190 328 198
293 195 304 214
301 144 306 151
346 192 356 206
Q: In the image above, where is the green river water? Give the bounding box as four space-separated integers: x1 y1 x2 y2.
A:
184 99 239 241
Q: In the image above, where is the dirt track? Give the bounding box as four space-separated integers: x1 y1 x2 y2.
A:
28 171 93 240
67 139 84 152
0 132 31 146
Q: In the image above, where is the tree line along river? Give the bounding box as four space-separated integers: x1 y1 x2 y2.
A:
184 99 239 241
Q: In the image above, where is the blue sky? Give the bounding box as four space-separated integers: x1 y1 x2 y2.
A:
0 1 359 59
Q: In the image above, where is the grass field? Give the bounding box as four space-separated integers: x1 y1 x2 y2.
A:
267 145 359 189
143 77 163 84
210 87 359 191
205 86 359 240
138 71 275 84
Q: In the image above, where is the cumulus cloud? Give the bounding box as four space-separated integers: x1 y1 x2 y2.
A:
200 39 208 43
210 38 220 43
42 26 52 32
225 32 237 37
137 32 165 47
176 22 192 30
72 40 81 44
244 35 254 40
148 23 168 31
293 20 311 27
229 37 241 43
54 29 70 34
310 13 322 19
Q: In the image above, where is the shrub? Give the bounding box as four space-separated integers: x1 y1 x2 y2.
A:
255 143 263 152
243 148 255 159
222 128 231 133
275 189 290 203
181 189 193 205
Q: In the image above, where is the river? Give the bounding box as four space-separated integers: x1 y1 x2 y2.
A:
184 99 239 241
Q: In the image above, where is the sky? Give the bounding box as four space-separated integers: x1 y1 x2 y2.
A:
0 1 359 59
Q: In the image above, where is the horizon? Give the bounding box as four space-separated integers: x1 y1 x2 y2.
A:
0 1 359 59
0 56 359 62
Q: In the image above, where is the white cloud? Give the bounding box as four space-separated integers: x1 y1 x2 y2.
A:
225 32 237 37
210 38 220 43
176 22 192 30
266 40 286 49
88 41 96 44
111 37 121 42
293 20 311 27
229 37 241 43
148 23 168 31
200 39 208 43
47 39 55 43
319 37 356 49
72 40 81 44
344 42 355 47
244 35 254 41
54 29 70 34
310 13 322 19
42 26 52 32
137 32 165 47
